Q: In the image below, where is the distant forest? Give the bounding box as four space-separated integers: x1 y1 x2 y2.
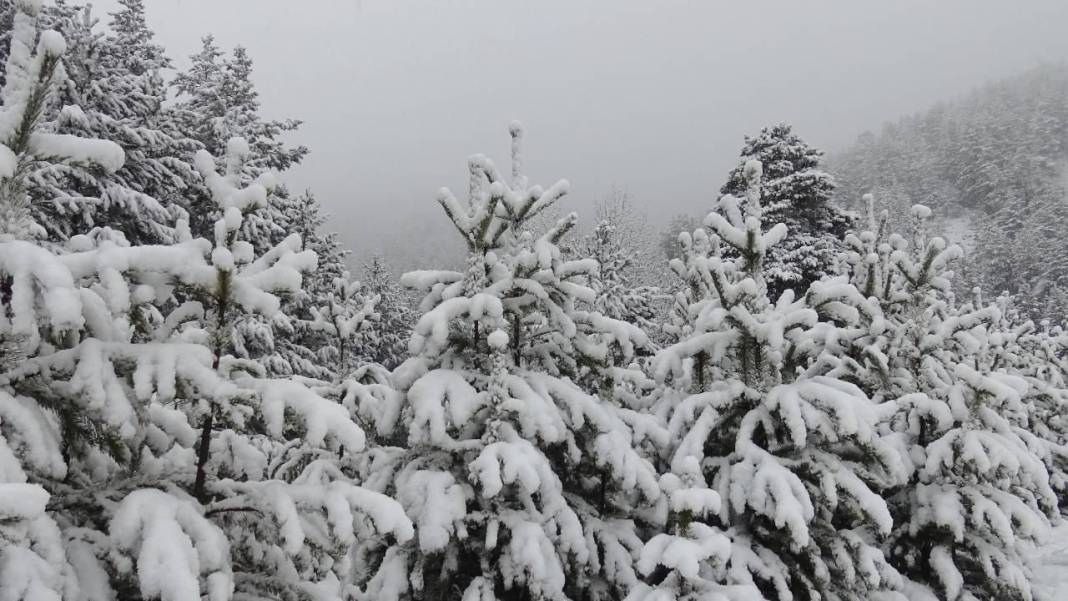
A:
830 64 1068 319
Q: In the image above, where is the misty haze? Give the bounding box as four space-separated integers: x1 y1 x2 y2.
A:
3 1 1068 600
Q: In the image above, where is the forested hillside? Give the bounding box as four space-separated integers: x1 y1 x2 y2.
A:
831 64 1068 319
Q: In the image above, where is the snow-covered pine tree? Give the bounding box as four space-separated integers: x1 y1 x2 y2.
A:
1 156 412 600
2 19 412 593
171 36 308 250
105 0 165 76
721 123 854 300
170 38 343 381
581 219 661 339
635 160 907 601
592 189 664 289
0 0 126 240
304 269 380 380
174 139 411 599
0 5 126 596
352 122 661 601
832 196 1060 601
94 0 199 239
12 0 198 246
172 37 306 172
361 255 414 369
232 189 355 381
984 297 1068 510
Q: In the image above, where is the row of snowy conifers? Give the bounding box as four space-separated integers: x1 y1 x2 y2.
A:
2 3 1068 601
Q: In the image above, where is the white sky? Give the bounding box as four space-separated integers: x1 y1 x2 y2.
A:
91 0 1068 265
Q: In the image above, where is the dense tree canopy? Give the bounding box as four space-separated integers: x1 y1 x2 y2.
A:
1 2 1066 601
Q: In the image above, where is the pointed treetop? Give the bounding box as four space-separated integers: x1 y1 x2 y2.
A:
509 119 525 187
436 123 570 252
107 0 169 74
743 158 763 219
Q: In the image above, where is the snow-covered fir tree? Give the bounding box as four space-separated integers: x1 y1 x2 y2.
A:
7 0 198 246
235 189 355 380
982 296 1068 510
591 189 664 289
169 35 344 381
304 269 380 380
580 219 661 339
171 37 306 173
0 14 411 597
351 123 661 601
721 124 854 300
361 255 415 370
0 0 127 240
635 161 907 601
171 35 308 251
830 195 1060 601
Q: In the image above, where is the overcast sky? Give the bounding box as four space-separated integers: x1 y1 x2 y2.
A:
92 0 1068 265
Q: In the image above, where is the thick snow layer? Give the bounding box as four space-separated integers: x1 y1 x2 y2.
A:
30 132 125 172
1032 521 1068 600
0 144 15 179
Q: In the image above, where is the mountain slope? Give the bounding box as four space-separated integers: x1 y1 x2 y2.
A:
830 64 1068 319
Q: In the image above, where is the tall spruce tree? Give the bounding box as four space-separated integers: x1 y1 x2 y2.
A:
172 40 352 380
0 10 412 599
26 0 199 246
171 36 307 248
721 124 853 300
830 196 1059 600
581 220 661 338
352 123 660 601
361 255 414 369
635 161 906 601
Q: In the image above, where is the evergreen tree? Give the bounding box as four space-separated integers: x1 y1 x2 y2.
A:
832 197 1059 600
24 0 199 245
0 140 412 600
353 123 660 601
0 0 126 240
105 0 166 76
593 189 664 288
721 124 853 300
659 213 702 263
361 255 414 369
581 219 661 340
171 36 308 249
831 65 1068 321
172 37 306 174
173 39 349 380
1 14 411 595
636 161 906 601
305 269 380 380
239 189 354 380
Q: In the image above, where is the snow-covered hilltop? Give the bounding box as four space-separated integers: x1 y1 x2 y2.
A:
2 1 1068 600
